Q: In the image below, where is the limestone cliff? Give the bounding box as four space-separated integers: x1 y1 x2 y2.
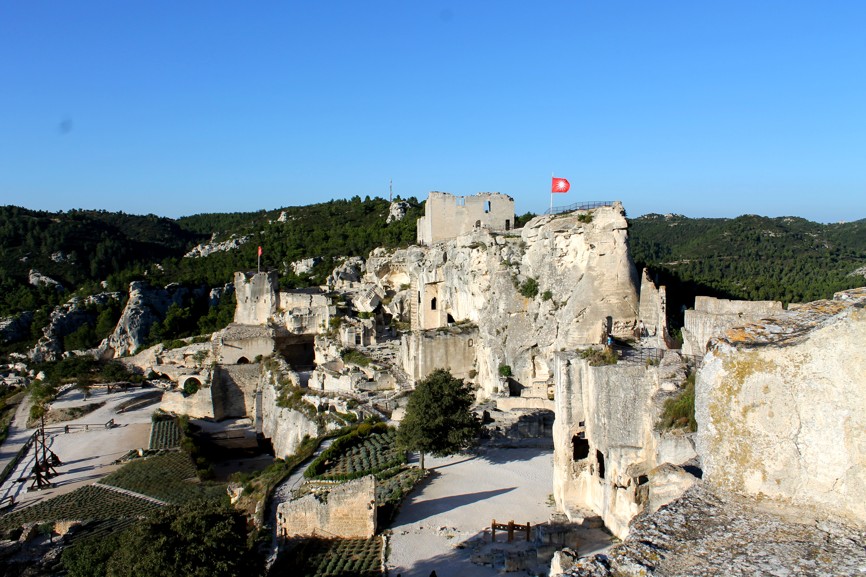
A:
696 287 866 527
552 351 697 538
101 281 188 357
365 203 640 396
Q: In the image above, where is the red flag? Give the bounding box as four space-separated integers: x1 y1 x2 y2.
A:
552 177 570 193
258 246 262 257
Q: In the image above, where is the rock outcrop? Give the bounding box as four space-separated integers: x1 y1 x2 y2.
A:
184 234 249 258
364 203 640 397
0 312 33 344
29 292 121 361
385 200 410 223
552 350 698 538
696 287 866 526
101 282 188 357
557 484 866 577
28 270 63 290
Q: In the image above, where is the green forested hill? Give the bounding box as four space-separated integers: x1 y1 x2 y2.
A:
628 214 866 314
0 197 422 317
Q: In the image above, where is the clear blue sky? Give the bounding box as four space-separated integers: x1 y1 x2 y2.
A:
2 1 865 222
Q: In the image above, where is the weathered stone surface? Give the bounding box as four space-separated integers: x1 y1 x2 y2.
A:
234 271 278 325
328 256 365 289
645 464 697 515
290 256 322 276
553 350 698 539
276 475 377 539
366 203 639 397
696 287 866 527
101 282 187 358
558 484 866 577
416 191 515 244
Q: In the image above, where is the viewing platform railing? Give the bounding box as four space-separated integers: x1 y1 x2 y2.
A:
546 200 614 215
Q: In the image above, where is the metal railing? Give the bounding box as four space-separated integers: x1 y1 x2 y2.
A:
617 347 703 370
546 200 614 215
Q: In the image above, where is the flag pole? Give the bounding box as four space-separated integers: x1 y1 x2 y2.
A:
550 172 554 213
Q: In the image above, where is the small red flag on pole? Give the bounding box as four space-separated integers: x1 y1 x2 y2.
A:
552 178 570 193
257 246 262 273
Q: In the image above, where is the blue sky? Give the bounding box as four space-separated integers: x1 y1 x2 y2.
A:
1 1 864 222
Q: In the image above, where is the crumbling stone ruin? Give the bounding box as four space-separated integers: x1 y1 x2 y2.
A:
276 475 377 539
416 191 515 244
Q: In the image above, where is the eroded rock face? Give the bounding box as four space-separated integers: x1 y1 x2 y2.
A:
556 484 866 577
552 352 698 538
29 292 122 361
681 296 783 357
101 282 188 358
696 287 866 527
364 203 640 396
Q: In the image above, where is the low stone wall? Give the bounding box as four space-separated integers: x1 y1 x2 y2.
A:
400 328 477 382
276 475 376 539
682 296 783 356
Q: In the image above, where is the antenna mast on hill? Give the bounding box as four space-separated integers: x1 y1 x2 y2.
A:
389 178 393 202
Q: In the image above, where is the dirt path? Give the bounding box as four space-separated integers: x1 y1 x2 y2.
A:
386 447 612 577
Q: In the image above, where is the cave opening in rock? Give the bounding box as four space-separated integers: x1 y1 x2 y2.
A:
596 450 606 479
572 436 590 460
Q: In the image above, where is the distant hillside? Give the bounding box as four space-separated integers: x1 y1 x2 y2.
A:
628 214 866 321
0 197 423 317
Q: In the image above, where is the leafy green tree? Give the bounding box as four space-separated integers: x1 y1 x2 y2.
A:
397 369 481 469
97 500 262 577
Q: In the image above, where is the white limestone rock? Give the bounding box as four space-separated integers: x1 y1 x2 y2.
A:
184 234 249 258
290 257 322 276
386 200 410 224
696 287 866 527
29 292 122 362
28 269 63 290
100 282 188 358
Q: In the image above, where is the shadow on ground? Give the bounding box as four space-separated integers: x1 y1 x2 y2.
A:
398 487 517 525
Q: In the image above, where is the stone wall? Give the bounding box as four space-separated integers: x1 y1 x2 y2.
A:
234 271 279 325
400 327 477 382
212 364 261 419
681 296 783 356
696 288 866 527
214 324 275 365
160 380 217 419
276 476 377 538
417 191 515 245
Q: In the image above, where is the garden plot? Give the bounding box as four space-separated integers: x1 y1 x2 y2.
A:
99 451 226 505
271 536 384 577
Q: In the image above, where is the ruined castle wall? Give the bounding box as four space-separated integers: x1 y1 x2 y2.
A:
417 191 515 245
696 289 866 526
682 296 783 356
400 328 477 382
638 269 671 349
234 271 279 325
160 382 217 419
276 476 376 538
277 290 331 334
